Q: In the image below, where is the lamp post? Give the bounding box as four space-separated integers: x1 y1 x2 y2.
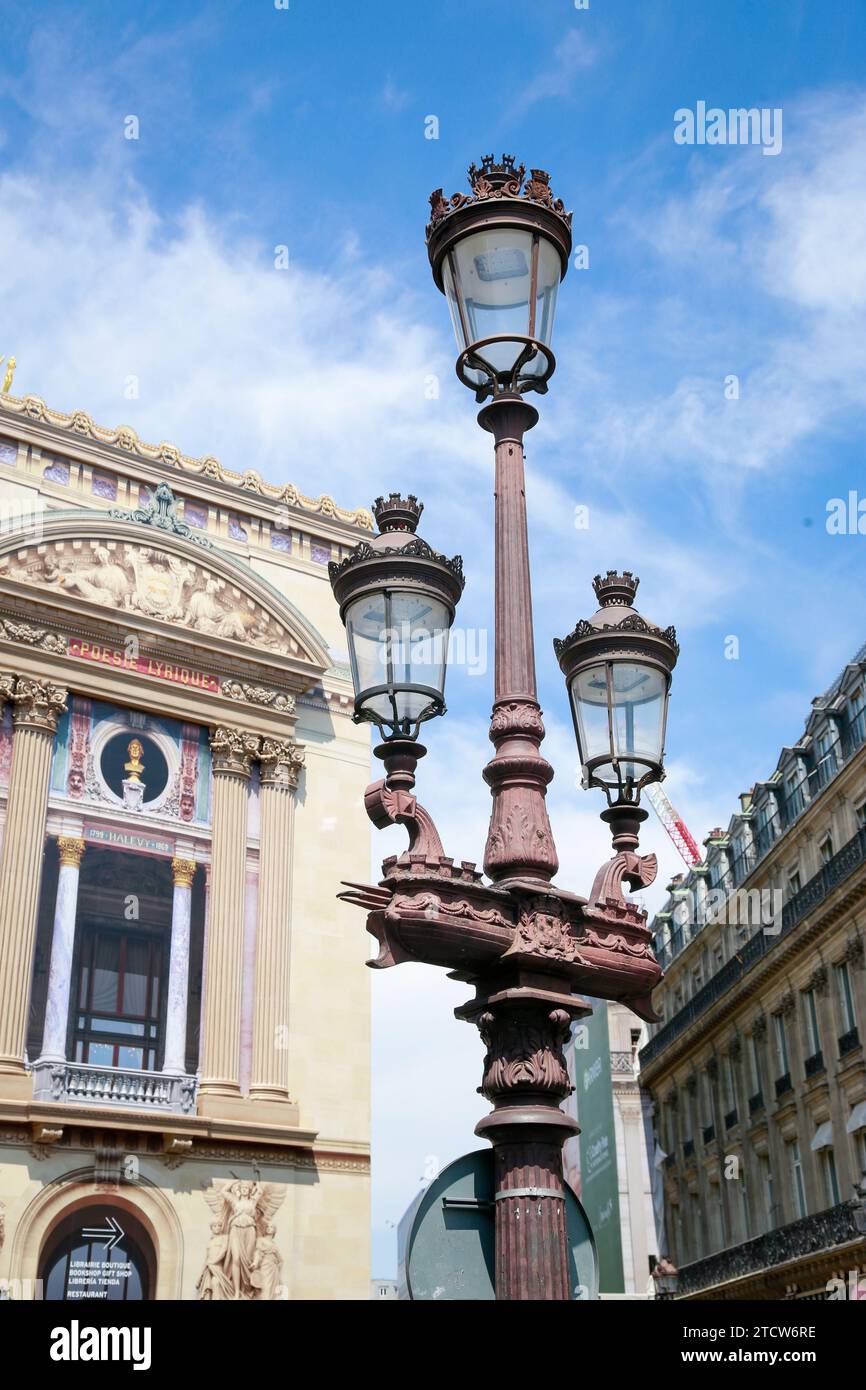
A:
330 156 678 1300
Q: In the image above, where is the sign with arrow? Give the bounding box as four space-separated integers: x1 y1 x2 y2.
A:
81 1216 125 1252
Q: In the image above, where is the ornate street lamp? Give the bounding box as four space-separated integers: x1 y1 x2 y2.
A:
331 157 676 1302
555 570 679 853
329 492 464 743
427 154 571 402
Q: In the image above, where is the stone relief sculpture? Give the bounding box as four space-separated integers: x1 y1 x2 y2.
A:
0 539 299 655
198 1180 286 1300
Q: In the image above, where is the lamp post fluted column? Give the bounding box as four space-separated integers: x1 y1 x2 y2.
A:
480 396 558 884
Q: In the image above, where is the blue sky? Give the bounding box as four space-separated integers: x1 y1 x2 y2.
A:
2 0 866 1277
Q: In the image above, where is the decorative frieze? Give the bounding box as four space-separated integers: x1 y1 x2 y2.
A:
221 680 296 714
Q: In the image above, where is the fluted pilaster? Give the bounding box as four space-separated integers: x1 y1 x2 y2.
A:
198 726 259 1105
0 678 68 1078
250 738 304 1103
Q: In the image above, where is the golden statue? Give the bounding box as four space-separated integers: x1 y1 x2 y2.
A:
0 356 16 395
124 738 145 784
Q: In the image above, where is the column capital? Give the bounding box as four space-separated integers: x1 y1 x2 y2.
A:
171 857 197 888
11 678 68 733
57 836 85 869
0 672 15 707
259 737 305 789
209 725 260 777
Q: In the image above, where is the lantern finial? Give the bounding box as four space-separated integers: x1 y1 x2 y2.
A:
592 571 639 608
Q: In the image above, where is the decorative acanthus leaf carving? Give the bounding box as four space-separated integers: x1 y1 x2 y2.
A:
477 1007 573 1102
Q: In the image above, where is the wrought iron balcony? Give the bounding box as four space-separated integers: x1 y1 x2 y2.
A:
804 1050 825 1079
640 825 866 1070
32 1060 197 1114
839 1027 861 1057
675 1200 866 1297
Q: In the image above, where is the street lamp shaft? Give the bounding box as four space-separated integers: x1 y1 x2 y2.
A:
480 396 559 884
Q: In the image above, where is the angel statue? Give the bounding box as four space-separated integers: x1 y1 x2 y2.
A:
199 1179 286 1300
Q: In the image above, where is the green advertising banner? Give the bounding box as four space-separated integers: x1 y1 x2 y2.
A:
566 1000 624 1294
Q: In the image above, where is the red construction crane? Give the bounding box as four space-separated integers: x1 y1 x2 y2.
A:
645 783 702 867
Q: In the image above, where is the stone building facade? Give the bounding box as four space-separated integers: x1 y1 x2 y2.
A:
0 391 372 1300
640 646 866 1299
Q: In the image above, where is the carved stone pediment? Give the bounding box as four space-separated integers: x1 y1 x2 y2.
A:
0 516 329 683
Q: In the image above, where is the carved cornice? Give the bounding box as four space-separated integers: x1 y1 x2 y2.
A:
258 738 305 790
0 394 372 529
11 677 67 732
209 726 260 777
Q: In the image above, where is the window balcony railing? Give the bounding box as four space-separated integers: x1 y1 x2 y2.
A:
724 1108 738 1130
748 1091 764 1116
839 1027 861 1057
702 1124 715 1145
610 1050 637 1076
32 1060 197 1114
804 1050 825 1079
674 1200 866 1297
640 825 866 1070
774 1072 793 1099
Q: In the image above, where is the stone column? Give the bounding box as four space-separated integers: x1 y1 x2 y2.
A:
197 726 259 1115
0 678 67 1088
162 857 196 1076
250 738 304 1104
38 836 86 1064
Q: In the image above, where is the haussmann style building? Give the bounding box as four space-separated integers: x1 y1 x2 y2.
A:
640 645 866 1299
0 389 372 1301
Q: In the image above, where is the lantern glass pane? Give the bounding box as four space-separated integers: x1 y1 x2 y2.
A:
345 594 390 722
611 662 667 765
570 660 668 787
570 664 612 767
443 228 560 382
345 590 451 729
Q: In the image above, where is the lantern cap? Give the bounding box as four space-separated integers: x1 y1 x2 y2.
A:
426 154 573 244
328 494 465 617
553 573 679 672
